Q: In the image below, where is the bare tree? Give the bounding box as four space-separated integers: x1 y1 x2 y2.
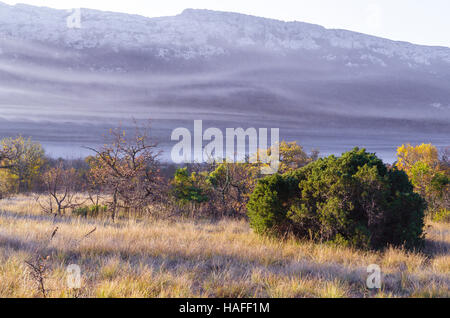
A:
84 157 105 208
39 163 80 215
86 122 164 221
206 161 258 218
439 146 450 172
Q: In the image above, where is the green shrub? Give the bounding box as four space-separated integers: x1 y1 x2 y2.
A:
72 205 107 218
433 209 450 223
171 168 209 206
246 173 300 235
247 148 426 249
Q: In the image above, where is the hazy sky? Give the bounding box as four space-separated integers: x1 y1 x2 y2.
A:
2 0 450 47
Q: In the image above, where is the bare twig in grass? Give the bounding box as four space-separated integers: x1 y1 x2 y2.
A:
24 226 58 297
78 227 96 245
50 226 59 240
24 225 97 297
25 256 49 298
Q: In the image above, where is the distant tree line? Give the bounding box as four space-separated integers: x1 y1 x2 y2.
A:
0 124 448 249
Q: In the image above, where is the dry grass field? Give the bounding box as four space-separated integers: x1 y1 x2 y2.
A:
0 195 448 298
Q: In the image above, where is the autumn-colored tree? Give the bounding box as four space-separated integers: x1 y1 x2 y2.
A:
0 136 45 194
87 124 164 221
396 143 439 173
257 141 318 174
0 141 17 169
396 143 449 218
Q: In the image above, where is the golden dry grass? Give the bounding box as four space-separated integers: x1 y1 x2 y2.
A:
0 195 448 298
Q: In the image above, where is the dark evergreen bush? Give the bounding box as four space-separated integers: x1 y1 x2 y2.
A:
247 148 425 249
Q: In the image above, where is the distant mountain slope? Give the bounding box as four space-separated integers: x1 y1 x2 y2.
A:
1 4 450 65
0 2 449 160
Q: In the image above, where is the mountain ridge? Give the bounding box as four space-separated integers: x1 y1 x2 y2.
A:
1 2 450 66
